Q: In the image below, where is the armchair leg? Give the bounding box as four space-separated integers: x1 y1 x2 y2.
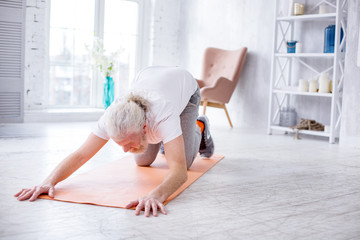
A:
222 104 233 128
202 99 208 115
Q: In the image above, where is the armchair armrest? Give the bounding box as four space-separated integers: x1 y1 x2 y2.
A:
200 77 235 104
196 79 206 88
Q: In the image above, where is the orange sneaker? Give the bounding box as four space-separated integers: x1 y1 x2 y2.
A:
197 115 214 158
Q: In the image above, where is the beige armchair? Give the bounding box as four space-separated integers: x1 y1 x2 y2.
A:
196 47 247 127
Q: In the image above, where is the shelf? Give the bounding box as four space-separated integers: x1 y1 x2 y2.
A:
275 53 335 58
270 125 330 137
277 13 336 22
273 87 332 97
268 0 347 144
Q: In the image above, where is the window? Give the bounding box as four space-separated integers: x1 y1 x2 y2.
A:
104 0 139 86
48 0 140 108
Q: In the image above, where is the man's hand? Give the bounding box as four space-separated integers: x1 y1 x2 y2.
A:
14 184 55 201
125 135 187 217
14 134 108 203
125 195 167 217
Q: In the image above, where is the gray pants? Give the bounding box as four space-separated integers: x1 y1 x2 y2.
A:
134 88 201 169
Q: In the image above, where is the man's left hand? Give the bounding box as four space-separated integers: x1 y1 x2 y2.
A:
125 196 167 217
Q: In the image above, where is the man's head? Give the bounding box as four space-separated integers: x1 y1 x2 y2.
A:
113 129 148 154
105 92 150 153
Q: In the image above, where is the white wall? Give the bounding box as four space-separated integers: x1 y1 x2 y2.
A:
177 0 275 128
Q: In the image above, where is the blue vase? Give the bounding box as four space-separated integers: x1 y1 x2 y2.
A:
103 76 114 109
324 25 344 53
324 25 335 53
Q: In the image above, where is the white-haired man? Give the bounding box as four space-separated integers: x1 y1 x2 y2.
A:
15 66 214 217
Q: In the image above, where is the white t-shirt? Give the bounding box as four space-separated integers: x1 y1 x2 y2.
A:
93 66 198 144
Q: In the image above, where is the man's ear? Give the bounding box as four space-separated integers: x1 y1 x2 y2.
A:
142 124 147 134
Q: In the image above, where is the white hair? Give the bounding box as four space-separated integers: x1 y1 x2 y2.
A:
105 92 150 140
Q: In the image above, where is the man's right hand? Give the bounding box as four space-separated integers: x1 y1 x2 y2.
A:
14 134 108 202
14 184 55 201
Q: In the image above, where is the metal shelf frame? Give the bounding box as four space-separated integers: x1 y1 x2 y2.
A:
267 0 348 143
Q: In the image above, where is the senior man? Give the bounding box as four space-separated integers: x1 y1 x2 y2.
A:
15 66 214 217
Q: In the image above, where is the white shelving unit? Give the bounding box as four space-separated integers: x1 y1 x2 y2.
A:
267 0 348 143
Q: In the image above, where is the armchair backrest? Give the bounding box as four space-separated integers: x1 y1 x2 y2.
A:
201 47 247 87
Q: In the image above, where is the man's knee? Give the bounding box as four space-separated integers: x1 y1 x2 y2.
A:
185 153 196 170
134 155 155 167
136 162 152 167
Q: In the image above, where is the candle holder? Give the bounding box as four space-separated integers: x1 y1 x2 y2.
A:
319 72 330 93
293 3 304 15
298 79 309 92
319 4 328 14
287 40 297 53
309 79 318 92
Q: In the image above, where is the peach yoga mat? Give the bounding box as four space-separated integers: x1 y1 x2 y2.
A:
39 154 223 208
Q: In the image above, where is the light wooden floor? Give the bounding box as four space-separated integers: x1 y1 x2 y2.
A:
1 122 360 240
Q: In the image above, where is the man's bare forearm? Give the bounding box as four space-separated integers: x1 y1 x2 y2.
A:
43 152 87 186
148 164 188 202
43 133 108 186
151 135 189 202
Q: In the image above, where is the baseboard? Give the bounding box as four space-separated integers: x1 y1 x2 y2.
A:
24 108 105 123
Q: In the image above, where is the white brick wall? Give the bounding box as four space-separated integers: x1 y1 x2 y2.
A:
150 0 181 66
24 0 47 110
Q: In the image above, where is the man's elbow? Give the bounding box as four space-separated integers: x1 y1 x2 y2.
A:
171 161 188 184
